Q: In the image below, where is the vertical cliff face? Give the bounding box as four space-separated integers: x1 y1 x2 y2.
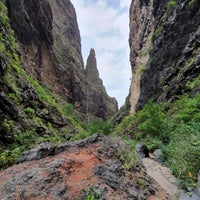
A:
129 0 200 112
129 0 155 113
49 0 86 110
5 0 117 119
6 0 85 109
86 49 118 120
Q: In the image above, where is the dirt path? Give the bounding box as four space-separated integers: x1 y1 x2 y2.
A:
142 158 181 200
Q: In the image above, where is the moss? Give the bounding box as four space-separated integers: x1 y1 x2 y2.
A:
0 1 10 28
166 0 177 11
24 107 35 116
152 26 163 40
186 75 200 90
138 49 149 58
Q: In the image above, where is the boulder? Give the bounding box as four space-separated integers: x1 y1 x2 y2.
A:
136 143 149 161
18 142 54 163
153 149 164 163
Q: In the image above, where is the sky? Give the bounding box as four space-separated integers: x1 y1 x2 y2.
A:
71 0 131 108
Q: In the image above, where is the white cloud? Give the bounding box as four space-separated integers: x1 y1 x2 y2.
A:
119 0 131 9
71 0 131 107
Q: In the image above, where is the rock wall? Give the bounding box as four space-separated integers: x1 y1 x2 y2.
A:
6 0 85 108
129 0 200 112
129 0 155 113
6 0 117 119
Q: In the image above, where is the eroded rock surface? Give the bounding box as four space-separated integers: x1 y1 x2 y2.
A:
0 135 170 200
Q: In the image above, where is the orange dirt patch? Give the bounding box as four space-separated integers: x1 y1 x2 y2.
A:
58 144 102 198
0 143 103 200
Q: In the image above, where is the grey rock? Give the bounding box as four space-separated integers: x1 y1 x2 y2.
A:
153 149 164 163
18 142 53 163
183 46 193 57
136 143 149 159
18 134 102 162
94 159 122 190
179 192 200 200
127 186 138 198
196 55 200 67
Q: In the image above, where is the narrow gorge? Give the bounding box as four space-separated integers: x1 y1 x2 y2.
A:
0 0 200 199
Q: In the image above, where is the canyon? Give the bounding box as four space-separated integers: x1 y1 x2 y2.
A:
0 0 200 199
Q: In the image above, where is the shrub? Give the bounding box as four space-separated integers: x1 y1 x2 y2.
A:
80 188 100 200
0 147 22 169
136 101 171 142
1 119 14 133
70 131 91 141
86 119 111 135
24 107 35 116
117 138 137 170
163 123 200 188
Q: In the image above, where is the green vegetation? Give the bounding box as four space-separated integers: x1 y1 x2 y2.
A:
80 188 100 200
70 119 111 141
1 119 14 133
166 0 177 11
24 107 35 116
0 147 21 169
162 84 169 92
114 94 200 189
186 75 200 90
117 137 137 170
152 26 163 40
0 0 10 28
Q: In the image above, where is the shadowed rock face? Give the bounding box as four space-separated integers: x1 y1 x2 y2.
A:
6 0 117 119
85 49 118 120
129 0 200 111
6 0 53 46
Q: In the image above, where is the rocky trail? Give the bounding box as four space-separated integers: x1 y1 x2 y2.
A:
0 134 199 200
142 157 180 200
